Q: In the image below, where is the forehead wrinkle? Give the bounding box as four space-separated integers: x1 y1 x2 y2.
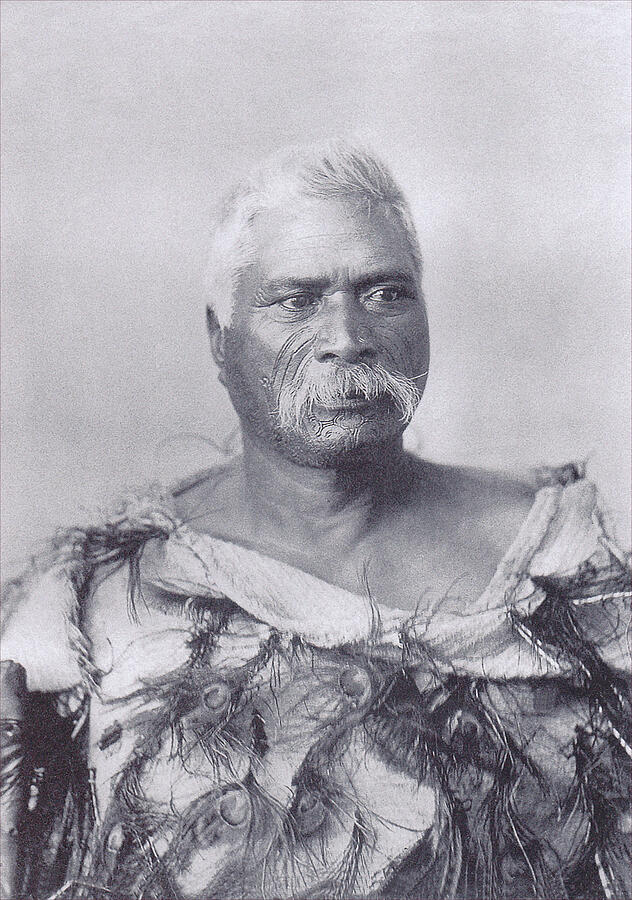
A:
265 236 413 256
253 199 416 258
259 255 417 288
237 201 420 309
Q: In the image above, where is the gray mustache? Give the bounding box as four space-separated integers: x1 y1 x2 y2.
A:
276 362 424 430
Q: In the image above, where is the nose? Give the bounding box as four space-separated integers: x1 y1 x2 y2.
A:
313 293 376 364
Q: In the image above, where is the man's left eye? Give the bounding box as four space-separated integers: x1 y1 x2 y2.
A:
365 287 405 303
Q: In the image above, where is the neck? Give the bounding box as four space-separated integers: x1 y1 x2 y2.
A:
237 435 411 546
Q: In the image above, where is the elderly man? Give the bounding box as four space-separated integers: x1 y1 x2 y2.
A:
1 143 630 900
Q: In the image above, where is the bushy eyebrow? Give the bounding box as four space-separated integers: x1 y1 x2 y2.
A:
352 270 418 294
261 270 417 296
261 277 330 295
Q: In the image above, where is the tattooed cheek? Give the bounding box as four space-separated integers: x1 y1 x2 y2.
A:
270 329 315 392
380 333 422 372
369 334 404 370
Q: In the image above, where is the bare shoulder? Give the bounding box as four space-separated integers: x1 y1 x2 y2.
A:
170 461 243 532
406 456 537 546
409 455 534 502
446 461 534 507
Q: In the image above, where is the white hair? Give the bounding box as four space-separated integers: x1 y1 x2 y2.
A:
206 140 423 328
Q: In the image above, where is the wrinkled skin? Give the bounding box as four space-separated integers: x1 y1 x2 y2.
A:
210 196 430 468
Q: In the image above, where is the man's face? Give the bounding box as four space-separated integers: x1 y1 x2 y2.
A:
215 195 430 467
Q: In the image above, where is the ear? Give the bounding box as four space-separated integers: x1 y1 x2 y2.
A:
206 305 229 387
206 304 225 367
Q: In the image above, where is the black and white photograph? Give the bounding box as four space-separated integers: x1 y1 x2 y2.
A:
1 2 630 898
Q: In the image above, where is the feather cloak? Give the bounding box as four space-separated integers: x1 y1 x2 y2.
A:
1 466 630 900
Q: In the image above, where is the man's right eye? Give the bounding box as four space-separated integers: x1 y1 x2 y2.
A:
278 294 317 311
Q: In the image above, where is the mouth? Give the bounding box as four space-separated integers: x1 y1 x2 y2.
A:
316 396 381 412
320 383 386 405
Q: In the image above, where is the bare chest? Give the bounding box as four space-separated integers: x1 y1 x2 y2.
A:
247 518 506 612
315 540 501 610
173 467 532 613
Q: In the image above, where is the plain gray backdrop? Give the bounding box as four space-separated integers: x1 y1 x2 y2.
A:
2 0 630 579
